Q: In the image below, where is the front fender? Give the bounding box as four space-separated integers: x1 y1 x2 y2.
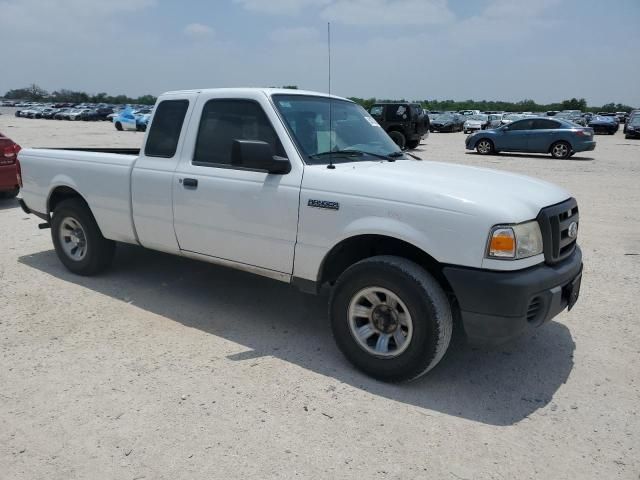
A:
335 216 441 260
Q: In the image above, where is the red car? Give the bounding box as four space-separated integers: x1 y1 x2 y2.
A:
0 132 21 198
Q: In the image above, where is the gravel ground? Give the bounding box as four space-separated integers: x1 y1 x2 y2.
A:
1 110 639 479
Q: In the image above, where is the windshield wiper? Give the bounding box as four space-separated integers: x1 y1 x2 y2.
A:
309 149 403 162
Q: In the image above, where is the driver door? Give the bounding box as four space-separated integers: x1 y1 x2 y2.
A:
499 119 534 151
172 92 303 274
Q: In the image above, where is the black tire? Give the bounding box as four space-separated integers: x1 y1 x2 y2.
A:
115 122 123 131
550 141 571 159
406 139 420 149
329 256 453 382
388 131 406 150
51 198 115 275
475 138 494 155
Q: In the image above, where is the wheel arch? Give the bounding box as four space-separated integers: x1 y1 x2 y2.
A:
317 233 453 295
48 184 91 215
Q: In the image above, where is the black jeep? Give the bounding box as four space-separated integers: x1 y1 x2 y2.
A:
369 103 429 149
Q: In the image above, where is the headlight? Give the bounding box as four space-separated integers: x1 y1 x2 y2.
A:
487 220 543 259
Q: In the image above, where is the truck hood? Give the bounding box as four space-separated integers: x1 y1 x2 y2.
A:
303 159 570 223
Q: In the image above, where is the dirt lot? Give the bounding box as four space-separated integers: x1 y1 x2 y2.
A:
1 110 639 479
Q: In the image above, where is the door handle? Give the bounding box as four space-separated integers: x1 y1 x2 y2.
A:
182 178 198 188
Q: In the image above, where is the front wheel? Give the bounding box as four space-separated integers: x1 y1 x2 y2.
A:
329 256 453 382
51 198 115 275
388 131 406 150
406 139 420 149
476 139 494 155
550 141 571 159
115 122 123 131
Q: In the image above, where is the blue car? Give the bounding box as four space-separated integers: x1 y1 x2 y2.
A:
465 117 596 159
588 115 619 135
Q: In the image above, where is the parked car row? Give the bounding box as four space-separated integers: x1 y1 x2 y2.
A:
15 104 116 121
8 101 155 132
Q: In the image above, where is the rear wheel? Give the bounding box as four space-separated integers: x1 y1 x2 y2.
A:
550 141 571 159
51 199 115 275
406 139 420 149
388 131 406 150
329 256 453 382
476 139 494 155
115 122 123 131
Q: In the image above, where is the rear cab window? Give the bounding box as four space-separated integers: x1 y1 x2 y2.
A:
145 100 190 158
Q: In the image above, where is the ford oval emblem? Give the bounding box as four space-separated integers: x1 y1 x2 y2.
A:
568 221 578 239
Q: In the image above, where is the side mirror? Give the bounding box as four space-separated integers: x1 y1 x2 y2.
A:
231 140 290 174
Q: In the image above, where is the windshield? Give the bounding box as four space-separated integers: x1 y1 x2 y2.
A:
272 95 404 165
467 114 488 121
432 114 454 121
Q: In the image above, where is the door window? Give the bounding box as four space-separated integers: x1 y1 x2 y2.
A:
193 100 285 167
145 100 189 158
385 105 408 121
532 119 561 129
369 105 384 117
507 119 534 131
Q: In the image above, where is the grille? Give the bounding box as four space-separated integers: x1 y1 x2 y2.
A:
537 198 579 265
526 297 542 323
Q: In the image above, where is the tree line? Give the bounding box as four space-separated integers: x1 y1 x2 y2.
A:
3 84 635 112
3 84 157 105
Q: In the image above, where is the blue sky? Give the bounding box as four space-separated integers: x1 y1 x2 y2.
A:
1 0 639 105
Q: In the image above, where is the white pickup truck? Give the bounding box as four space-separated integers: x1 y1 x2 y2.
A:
17 88 583 382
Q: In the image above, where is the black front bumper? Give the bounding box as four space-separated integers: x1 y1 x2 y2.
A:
443 247 583 346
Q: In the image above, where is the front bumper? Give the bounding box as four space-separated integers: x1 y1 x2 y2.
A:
465 136 477 149
443 246 583 346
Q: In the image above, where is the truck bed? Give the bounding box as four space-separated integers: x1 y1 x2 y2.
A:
19 147 139 244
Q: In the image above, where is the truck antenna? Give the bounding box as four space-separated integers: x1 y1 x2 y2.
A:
327 22 335 170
